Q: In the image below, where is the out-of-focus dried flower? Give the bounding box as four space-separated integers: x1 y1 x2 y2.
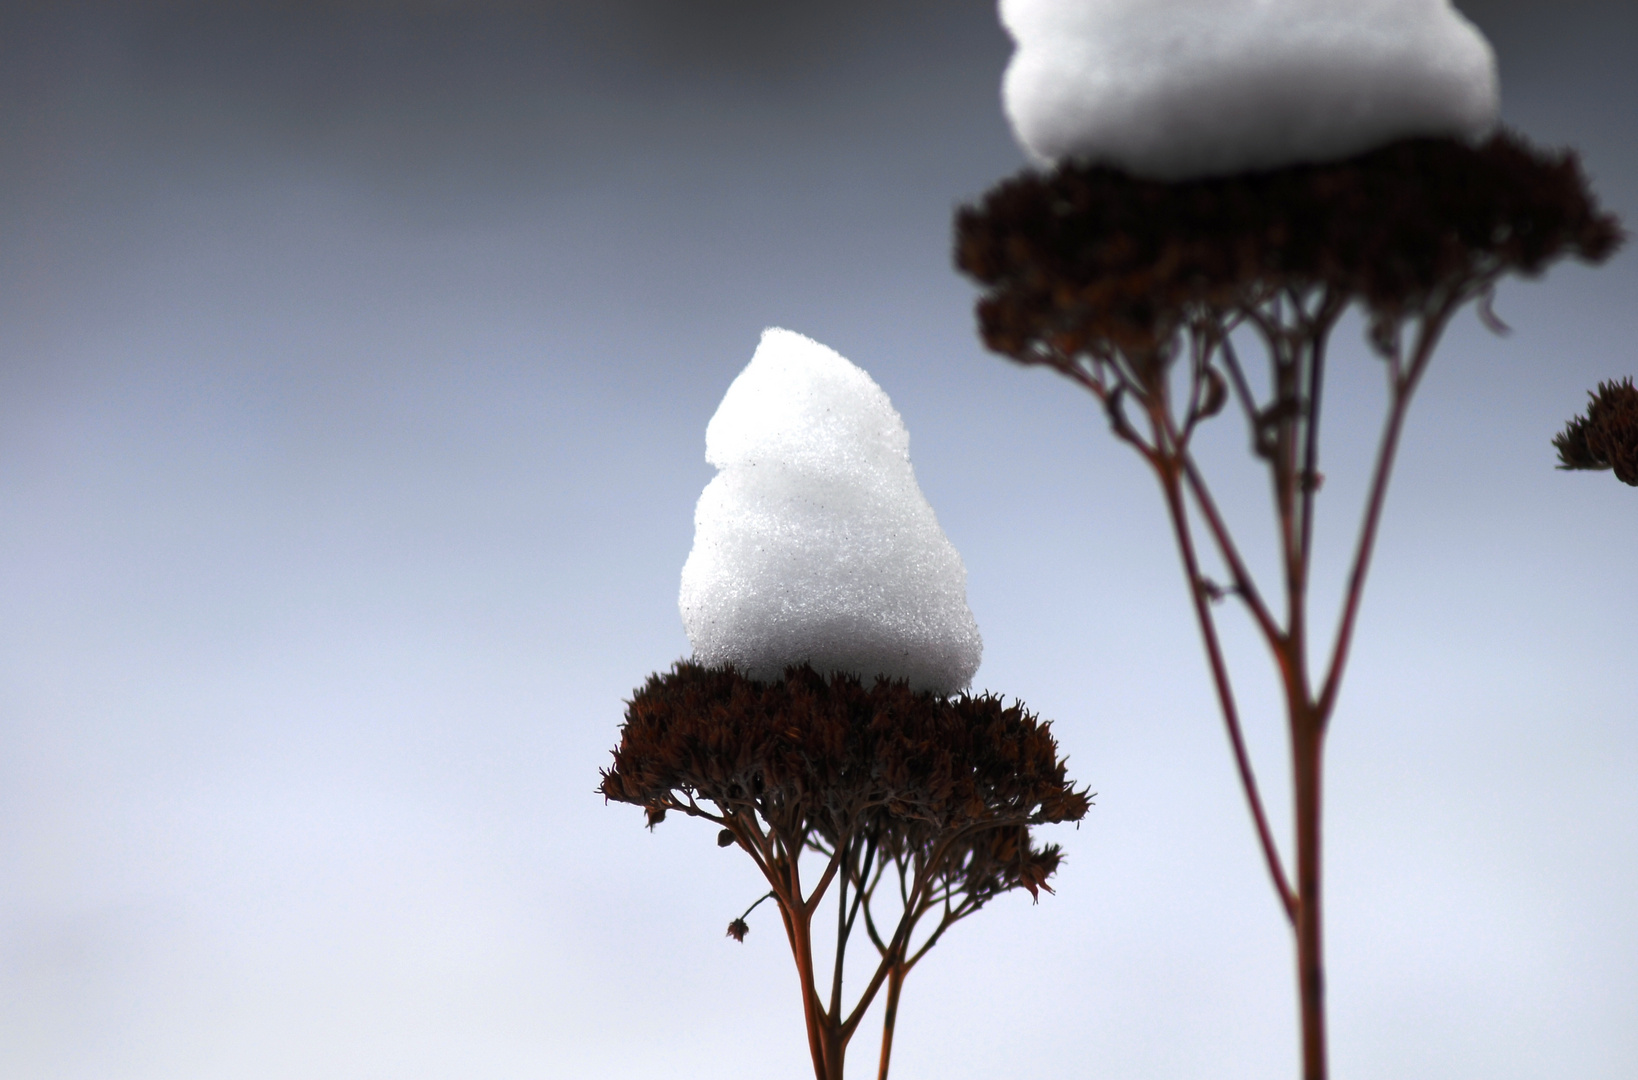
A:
1555 377 1638 486
726 918 749 943
954 127 1621 1080
956 131 1621 368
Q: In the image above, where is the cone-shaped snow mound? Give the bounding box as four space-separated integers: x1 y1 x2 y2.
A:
1000 0 1499 180
679 328 982 695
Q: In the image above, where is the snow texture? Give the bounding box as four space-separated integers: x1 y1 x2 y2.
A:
679 328 982 695
1000 0 1499 180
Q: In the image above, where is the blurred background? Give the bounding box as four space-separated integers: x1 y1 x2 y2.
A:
1 1 1633 1077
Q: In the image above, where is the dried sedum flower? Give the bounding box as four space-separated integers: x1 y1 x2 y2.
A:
1555 377 1638 486
600 662 1088 897
599 661 1089 1080
957 131 1620 365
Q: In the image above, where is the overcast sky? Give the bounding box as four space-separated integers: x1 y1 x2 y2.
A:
1 3 1634 1078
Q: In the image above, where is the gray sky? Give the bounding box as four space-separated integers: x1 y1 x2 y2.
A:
1 2 1634 1078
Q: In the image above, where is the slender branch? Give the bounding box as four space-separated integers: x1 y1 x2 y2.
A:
838 826 976 1042
1154 456 1297 922
875 963 908 1080
1283 296 1342 708
776 889 828 1080
1263 320 1301 625
1180 322 1216 442
840 911 915 1042
1218 332 1263 434
845 836 878 938
861 859 891 954
1316 298 1458 724
1175 452 1284 644
1295 316 1326 609
905 905 961 969
805 838 848 918
830 837 852 1021
726 821 774 878
672 793 728 826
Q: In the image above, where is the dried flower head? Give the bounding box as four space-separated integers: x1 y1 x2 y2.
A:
956 131 1620 365
600 661 1090 1079
1555 377 1638 486
600 662 1088 861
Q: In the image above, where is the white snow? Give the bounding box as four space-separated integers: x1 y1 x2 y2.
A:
679 328 982 695
999 0 1499 179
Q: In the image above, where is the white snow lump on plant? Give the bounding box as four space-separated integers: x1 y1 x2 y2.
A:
1000 0 1499 180
679 328 983 696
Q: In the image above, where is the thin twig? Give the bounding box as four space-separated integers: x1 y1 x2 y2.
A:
1155 457 1297 922
1176 453 1284 645
1316 297 1458 724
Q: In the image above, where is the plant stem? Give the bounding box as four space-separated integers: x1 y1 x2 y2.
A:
1292 707 1327 1080
876 963 907 1080
1157 460 1297 922
779 891 829 1080
1319 300 1453 720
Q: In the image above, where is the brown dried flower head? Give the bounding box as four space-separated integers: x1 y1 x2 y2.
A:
956 131 1621 365
602 663 1089 1079
599 662 1090 896
1555 377 1638 486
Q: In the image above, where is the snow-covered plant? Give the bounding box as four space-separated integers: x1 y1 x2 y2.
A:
600 662 1088 1080
957 129 1619 1080
603 330 1088 1079
1555 377 1638 485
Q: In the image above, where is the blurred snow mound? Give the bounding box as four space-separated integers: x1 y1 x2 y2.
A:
1000 0 1498 179
679 328 982 695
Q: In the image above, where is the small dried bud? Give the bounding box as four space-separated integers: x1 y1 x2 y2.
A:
644 805 666 829
1198 367 1227 419
1555 377 1638 486
717 829 736 848
726 918 749 943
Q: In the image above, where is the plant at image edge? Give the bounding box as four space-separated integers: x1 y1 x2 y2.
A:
1555 376 1638 485
600 661 1090 1080
956 130 1620 1080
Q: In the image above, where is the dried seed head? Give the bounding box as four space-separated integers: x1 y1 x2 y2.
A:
726 918 749 943
956 132 1621 370
1556 377 1638 486
599 663 1092 912
600 663 1089 842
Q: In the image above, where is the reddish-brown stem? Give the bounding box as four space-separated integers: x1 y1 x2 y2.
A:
806 841 847 918
1317 302 1454 723
1155 456 1297 922
1177 454 1283 645
876 963 908 1080
1297 299 1341 581
1291 707 1327 1080
777 886 830 1080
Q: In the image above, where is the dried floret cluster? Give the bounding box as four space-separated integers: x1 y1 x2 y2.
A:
600 661 1088 1080
1555 377 1638 485
957 131 1620 364
602 662 1085 862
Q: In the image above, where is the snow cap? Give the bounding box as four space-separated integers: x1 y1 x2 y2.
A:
679 328 982 695
1000 0 1499 179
